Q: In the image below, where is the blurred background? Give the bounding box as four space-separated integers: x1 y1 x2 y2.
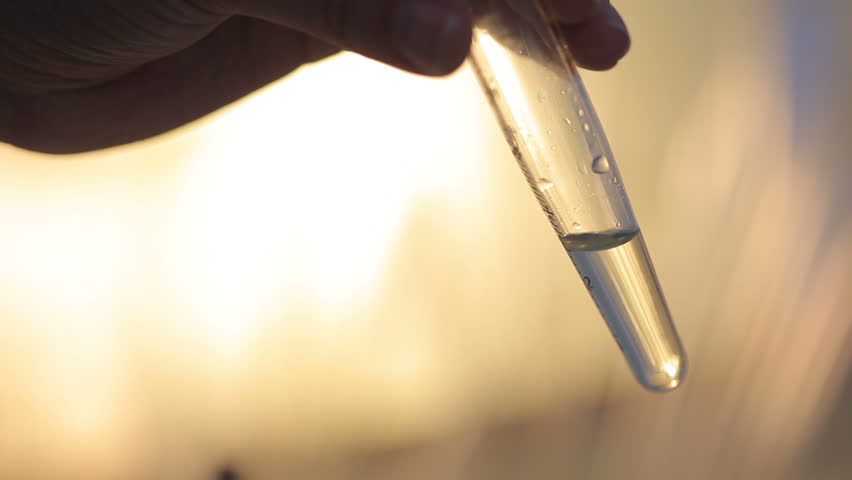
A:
1 0 850 479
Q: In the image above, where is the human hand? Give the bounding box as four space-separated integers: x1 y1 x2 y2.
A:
0 0 629 154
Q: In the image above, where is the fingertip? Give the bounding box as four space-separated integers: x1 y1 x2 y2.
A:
563 6 630 71
420 6 474 76
574 25 630 71
391 0 472 76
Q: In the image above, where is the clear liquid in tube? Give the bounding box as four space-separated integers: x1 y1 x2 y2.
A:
562 230 687 392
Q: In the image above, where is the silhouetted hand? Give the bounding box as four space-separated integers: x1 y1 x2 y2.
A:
0 0 629 153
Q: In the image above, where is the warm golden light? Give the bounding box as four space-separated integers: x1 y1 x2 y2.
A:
1 2 851 478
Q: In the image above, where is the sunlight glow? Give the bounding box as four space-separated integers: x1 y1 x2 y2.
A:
159 54 488 354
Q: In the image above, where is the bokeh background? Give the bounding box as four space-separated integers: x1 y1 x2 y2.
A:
1 0 850 479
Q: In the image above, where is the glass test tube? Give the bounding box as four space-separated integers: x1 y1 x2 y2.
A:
468 0 687 392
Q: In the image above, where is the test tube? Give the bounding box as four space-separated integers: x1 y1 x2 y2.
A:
468 0 687 392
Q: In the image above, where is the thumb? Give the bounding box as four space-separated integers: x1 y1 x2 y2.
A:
218 0 472 75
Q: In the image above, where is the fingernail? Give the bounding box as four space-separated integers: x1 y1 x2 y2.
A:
392 2 463 75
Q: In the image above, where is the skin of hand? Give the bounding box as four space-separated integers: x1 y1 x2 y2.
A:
0 0 629 154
